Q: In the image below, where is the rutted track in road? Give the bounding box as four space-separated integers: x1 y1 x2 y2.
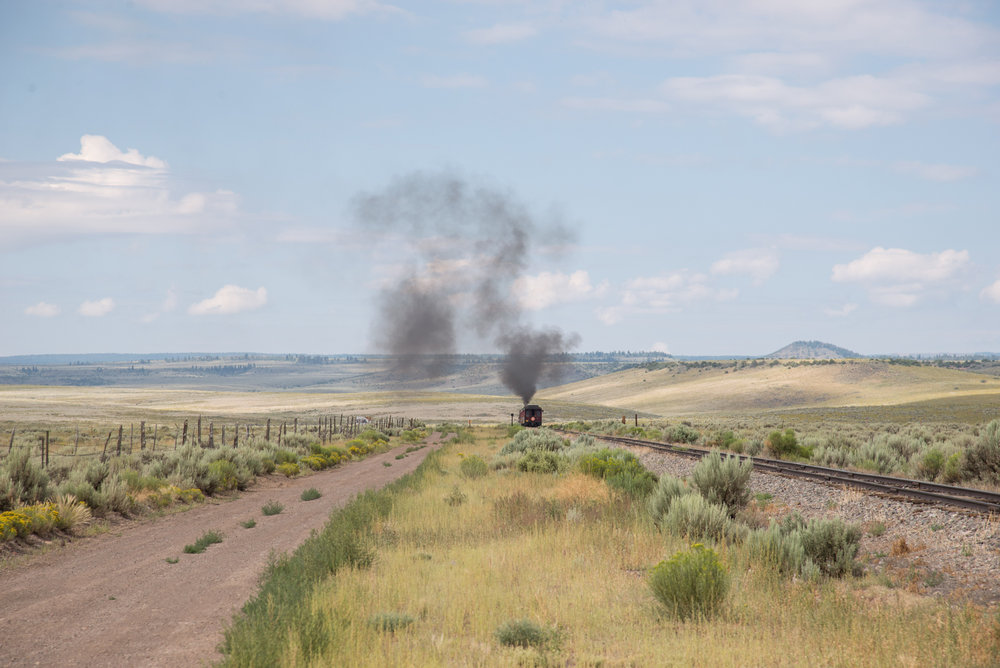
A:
0 434 449 668
560 430 1000 515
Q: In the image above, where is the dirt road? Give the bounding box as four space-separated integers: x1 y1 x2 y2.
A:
0 435 447 667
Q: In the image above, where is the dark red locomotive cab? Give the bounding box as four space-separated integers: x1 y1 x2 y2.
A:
519 404 543 427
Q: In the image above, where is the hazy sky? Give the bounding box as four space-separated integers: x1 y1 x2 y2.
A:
2 0 999 357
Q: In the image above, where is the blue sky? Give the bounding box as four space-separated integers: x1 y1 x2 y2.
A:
1 0 998 357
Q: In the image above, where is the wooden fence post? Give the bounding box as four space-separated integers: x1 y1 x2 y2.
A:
182 420 188 446
197 416 202 447
294 417 298 434
209 422 215 448
266 418 271 442
103 430 112 460
8 428 14 454
74 427 80 456
129 423 134 454
116 425 123 456
152 424 158 451
45 431 50 468
233 423 239 448
140 421 146 451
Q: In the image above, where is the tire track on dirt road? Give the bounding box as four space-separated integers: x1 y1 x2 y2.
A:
0 434 449 667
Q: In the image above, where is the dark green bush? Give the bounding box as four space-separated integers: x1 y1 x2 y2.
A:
665 424 700 444
183 529 223 554
916 448 945 480
767 429 810 459
578 448 657 497
300 488 321 501
648 543 729 620
494 619 553 649
647 475 688 526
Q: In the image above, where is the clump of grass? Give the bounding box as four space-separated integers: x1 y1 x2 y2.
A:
494 618 555 649
648 543 729 620
647 475 688 526
383 461 392 467
459 454 489 478
241 519 256 529
369 612 415 632
444 485 467 506
262 500 284 516
395 454 406 460
183 529 223 554
301 488 322 501
165 556 179 564
661 493 742 543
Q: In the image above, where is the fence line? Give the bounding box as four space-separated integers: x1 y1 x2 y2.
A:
0 415 421 467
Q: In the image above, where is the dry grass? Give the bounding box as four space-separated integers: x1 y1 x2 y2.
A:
538 360 1000 416
268 432 1000 667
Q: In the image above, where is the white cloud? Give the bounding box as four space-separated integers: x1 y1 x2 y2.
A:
831 247 970 307
824 302 858 317
561 97 671 113
25 302 60 318
420 74 487 89
513 270 606 310
79 297 115 317
189 285 267 315
832 247 968 284
57 134 166 168
0 135 239 248
464 23 537 45
894 161 978 182
662 74 928 130
981 280 1000 304
710 248 779 284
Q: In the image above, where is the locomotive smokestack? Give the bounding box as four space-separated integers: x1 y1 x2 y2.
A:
353 170 579 392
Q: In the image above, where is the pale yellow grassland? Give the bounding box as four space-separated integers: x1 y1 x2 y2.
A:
539 360 1000 415
279 437 997 667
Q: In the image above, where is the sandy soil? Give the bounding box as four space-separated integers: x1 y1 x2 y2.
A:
0 435 448 667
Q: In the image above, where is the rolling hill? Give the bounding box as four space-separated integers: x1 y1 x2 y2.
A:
764 340 861 359
537 358 1000 416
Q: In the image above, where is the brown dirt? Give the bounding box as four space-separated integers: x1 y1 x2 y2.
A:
0 434 449 667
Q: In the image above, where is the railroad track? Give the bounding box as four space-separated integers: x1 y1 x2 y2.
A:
557 430 1000 515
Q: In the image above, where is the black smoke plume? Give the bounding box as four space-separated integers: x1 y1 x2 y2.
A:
354 170 578 401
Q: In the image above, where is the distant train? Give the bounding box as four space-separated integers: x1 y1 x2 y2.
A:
518 404 543 428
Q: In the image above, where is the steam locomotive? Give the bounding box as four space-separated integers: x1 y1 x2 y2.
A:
518 404 543 427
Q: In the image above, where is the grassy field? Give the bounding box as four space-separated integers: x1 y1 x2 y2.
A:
220 428 999 667
539 359 1000 416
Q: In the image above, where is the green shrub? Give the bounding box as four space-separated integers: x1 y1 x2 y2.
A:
578 448 657 498
262 500 284 516
662 493 741 543
767 429 810 459
183 529 223 554
648 543 729 620
964 420 1000 483
647 475 688 526
746 522 808 576
665 424 700 444
506 424 524 438
494 619 553 649
498 428 567 456
301 488 321 501
459 454 489 478
369 612 415 632
241 519 256 529
916 448 945 480
0 448 50 511
277 462 300 478
799 518 862 577
852 441 903 474
690 451 752 515
517 450 561 474
208 459 240 492
942 452 964 483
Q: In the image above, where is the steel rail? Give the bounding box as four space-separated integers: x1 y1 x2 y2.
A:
557 430 1000 515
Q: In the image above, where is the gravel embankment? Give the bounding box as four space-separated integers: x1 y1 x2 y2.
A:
629 446 1000 606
